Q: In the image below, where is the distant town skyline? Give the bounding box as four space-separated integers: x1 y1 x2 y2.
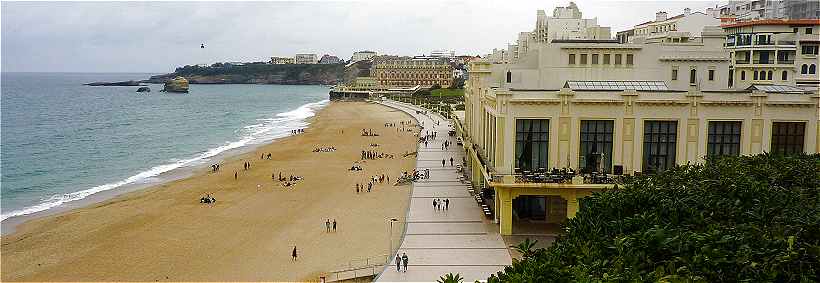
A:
2 0 721 73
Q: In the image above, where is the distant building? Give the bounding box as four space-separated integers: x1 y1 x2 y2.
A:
372 57 454 88
270 56 295 64
294 53 317 64
351 51 377 63
627 8 721 44
784 0 820 19
533 2 611 42
431 50 456 59
319 54 343 64
719 0 786 21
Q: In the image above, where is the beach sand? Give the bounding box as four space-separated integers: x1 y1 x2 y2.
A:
1 101 419 282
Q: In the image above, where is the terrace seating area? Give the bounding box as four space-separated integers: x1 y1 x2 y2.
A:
511 167 619 184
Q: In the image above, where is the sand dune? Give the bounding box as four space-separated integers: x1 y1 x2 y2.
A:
1 101 419 282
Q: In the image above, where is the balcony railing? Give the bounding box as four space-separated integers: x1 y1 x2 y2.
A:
495 168 621 185
735 60 750 64
753 59 773 64
755 41 774 46
777 40 796 46
778 59 795 64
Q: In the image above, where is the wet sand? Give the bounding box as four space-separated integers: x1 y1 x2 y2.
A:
1 101 419 282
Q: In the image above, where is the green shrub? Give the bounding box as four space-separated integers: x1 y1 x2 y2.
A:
489 154 820 283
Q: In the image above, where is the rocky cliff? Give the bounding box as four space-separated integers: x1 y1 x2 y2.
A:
144 63 365 85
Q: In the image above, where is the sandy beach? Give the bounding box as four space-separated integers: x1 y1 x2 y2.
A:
1 101 419 282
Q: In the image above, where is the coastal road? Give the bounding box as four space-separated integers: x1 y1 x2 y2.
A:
375 100 511 282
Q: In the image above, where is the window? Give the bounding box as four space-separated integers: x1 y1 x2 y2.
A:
767 70 773 80
672 69 678 80
506 70 512 83
580 54 588 64
754 70 759 80
708 69 715 81
741 70 746 80
729 69 734 87
643 121 678 173
690 69 697 84
592 54 599 64
580 120 614 173
707 121 741 156
807 28 813 34
615 54 622 65
811 64 817 74
771 122 805 155
802 64 808 74
794 27 799 33
569 54 576 65
801 45 819 55
626 54 634 65
515 119 549 172
603 54 611 64
782 70 788 80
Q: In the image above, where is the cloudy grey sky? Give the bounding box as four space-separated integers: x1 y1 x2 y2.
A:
2 0 720 73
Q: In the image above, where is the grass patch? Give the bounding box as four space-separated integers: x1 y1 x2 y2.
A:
430 88 464 97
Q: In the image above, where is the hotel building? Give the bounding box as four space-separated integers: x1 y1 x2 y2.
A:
455 6 820 236
372 58 454 88
350 51 377 63
294 53 318 64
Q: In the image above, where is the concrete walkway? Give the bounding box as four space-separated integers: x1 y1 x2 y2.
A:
375 100 511 282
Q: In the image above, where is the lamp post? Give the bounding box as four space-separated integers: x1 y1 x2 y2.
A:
387 217 398 260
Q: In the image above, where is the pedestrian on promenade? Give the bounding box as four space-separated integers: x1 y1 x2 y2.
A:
326 219 331 232
442 159 446 167
292 246 298 261
450 157 454 166
401 253 408 272
445 198 450 210
433 199 437 210
332 219 337 232
395 253 402 272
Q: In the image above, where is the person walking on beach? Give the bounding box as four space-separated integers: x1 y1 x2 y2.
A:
325 219 331 232
292 246 298 261
401 253 409 272
332 219 337 232
395 253 402 272
235 172 238 180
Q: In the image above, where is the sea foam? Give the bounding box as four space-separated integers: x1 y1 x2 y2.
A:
0 99 329 222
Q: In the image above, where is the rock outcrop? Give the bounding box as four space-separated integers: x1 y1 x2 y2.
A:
143 63 351 85
162 77 189 93
136 87 151 92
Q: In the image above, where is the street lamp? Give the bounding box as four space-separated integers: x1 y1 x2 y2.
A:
387 217 399 260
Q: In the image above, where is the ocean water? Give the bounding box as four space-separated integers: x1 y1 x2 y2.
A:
1 72 329 222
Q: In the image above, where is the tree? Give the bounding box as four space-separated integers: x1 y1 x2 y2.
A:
437 273 464 283
489 154 820 283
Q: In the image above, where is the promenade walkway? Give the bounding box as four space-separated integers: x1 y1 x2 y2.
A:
375 100 511 282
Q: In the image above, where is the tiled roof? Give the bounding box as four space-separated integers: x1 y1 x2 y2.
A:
722 19 820 28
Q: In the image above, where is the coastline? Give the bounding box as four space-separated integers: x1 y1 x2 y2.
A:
0 98 329 232
1 101 420 281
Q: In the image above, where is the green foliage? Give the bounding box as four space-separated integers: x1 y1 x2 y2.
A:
437 273 464 283
431 88 465 97
489 154 820 283
512 238 543 259
173 63 344 81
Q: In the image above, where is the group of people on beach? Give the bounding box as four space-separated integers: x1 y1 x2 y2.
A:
210 163 221 173
291 128 305 135
324 219 337 233
361 150 394 160
260 153 272 159
243 161 252 170
361 128 379 136
313 146 336 152
273 172 303 188
433 198 450 211
200 193 216 204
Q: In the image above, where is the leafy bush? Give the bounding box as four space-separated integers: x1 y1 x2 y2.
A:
489 154 820 283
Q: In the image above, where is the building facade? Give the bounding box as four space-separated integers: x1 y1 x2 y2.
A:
294 53 317 64
351 51 377 63
628 9 721 44
719 0 786 21
371 58 454 88
270 56 295 64
319 54 343 64
723 19 820 89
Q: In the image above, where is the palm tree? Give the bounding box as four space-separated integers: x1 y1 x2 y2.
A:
437 273 464 283
511 238 538 259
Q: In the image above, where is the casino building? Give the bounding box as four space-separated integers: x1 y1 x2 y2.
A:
455 5 820 236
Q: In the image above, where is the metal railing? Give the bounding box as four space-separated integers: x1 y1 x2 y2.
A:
777 40 796 45
325 254 389 282
735 60 750 64
778 59 795 64
753 59 773 64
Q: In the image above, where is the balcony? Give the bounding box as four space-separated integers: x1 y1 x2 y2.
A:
735 59 750 64
495 168 620 185
753 59 774 64
777 40 796 46
777 59 795 64
755 41 774 46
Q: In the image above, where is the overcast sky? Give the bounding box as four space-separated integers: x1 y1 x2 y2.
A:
2 0 721 73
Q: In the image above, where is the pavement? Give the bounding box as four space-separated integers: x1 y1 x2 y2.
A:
374 100 512 283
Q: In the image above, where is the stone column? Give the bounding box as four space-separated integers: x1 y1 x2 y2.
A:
750 90 768 153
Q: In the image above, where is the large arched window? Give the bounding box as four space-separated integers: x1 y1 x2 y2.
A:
506 70 512 83
802 64 808 74
782 70 788 80
767 70 773 80
811 64 817 74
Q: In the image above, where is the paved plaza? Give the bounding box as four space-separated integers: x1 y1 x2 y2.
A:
375 100 512 282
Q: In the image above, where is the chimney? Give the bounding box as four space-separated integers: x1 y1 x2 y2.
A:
656 11 668 22
684 8 691 15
